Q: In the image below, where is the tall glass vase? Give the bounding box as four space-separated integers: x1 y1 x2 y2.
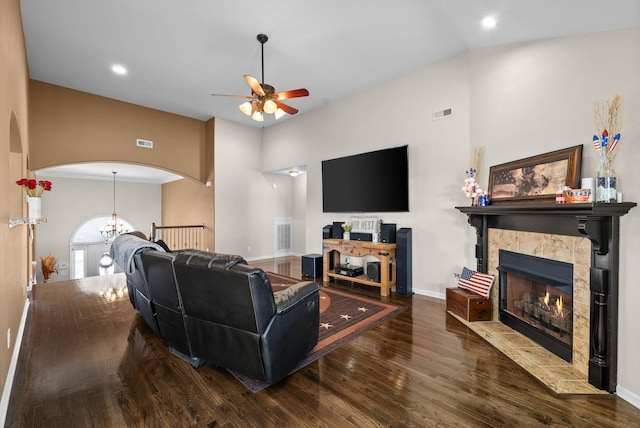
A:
596 154 617 203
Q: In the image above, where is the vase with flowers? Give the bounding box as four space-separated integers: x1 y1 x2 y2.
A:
342 222 352 240
462 168 483 205
40 253 58 282
16 178 52 219
592 94 622 203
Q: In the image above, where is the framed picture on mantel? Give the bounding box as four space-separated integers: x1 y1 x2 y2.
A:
487 145 582 205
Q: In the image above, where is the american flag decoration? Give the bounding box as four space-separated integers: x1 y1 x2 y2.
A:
593 129 621 155
458 267 495 298
466 168 477 178
609 133 620 152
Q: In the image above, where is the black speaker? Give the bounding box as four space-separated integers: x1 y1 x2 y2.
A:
350 232 372 241
366 261 392 283
396 227 413 295
322 225 332 239
381 223 397 243
302 254 323 278
332 222 343 239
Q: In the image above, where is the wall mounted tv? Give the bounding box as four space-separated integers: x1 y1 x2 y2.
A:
322 145 409 213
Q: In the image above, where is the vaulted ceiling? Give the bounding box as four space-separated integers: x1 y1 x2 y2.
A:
21 0 640 181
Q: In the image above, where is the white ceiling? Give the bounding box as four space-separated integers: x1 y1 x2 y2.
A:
21 0 640 182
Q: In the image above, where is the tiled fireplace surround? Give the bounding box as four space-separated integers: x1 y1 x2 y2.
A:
456 203 635 395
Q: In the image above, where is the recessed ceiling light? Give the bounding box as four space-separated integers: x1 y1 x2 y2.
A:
111 64 127 75
481 16 497 29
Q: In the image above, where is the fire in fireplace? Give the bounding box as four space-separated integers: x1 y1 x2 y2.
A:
497 250 573 362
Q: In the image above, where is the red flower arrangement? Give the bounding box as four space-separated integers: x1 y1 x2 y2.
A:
16 178 52 197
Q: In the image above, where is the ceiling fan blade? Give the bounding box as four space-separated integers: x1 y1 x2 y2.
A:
211 94 252 99
275 88 309 100
276 102 299 115
244 75 265 96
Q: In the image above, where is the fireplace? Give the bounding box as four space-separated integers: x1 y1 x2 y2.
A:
456 202 636 392
498 250 573 363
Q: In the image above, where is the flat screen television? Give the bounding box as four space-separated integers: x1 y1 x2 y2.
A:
322 145 409 212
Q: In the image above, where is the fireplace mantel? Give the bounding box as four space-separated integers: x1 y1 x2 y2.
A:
456 202 636 393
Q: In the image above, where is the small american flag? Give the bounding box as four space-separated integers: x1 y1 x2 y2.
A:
458 270 495 298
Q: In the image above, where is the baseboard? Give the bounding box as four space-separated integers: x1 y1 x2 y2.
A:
413 288 445 300
245 252 304 262
0 298 30 427
617 385 640 410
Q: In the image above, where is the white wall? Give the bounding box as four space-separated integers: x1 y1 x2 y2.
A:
291 173 307 255
34 175 161 282
263 52 473 296
214 119 297 260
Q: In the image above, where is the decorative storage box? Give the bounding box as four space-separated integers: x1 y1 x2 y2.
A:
446 287 491 322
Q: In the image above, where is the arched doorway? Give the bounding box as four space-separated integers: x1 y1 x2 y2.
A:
69 216 134 279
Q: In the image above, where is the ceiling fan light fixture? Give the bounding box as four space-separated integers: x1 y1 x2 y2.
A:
252 110 264 122
274 108 286 120
263 99 277 114
213 33 308 123
239 101 253 115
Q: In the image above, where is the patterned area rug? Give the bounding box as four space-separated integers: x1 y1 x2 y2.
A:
231 272 405 392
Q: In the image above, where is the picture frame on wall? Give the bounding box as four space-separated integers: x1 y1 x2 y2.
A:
487 145 583 205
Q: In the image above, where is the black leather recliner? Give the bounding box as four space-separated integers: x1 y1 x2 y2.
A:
112 235 320 385
172 249 320 384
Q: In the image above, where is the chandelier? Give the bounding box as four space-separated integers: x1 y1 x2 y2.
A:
99 171 128 238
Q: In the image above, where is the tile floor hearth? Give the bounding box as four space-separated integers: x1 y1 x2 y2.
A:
449 312 606 395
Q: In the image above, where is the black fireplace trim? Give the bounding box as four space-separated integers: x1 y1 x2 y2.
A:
498 250 574 363
456 202 636 393
497 250 573 289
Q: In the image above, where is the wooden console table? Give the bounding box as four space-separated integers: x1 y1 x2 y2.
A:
322 238 396 296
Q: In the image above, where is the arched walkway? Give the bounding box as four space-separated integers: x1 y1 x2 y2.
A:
69 216 134 279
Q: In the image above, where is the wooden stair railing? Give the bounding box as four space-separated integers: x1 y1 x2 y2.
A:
150 222 205 251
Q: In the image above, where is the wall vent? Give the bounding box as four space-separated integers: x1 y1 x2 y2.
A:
136 138 153 148
274 218 292 256
432 108 453 120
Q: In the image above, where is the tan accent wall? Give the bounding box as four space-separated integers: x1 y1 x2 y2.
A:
29 80 210 183
161 178 214 252
159 117 215 251
1 0 31 398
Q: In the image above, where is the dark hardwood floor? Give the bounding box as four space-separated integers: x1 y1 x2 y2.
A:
6 256 640 427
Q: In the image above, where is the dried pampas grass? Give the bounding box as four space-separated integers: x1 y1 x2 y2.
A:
473 146 485 184
594 94 623 161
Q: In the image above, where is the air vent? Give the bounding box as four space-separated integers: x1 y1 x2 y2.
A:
432 108 453 120
136 138 153 148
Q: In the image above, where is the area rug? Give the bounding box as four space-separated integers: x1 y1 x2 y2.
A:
230 272 405 392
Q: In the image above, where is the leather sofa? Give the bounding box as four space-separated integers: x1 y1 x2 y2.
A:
111 234 320 385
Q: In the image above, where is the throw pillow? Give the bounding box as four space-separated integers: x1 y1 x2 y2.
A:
458 267 495 298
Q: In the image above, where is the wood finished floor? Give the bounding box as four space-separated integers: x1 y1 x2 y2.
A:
6 256 640 427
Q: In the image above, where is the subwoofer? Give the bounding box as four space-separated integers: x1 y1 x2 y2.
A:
396 227 413 295
366 261 392 283
302 254 323 278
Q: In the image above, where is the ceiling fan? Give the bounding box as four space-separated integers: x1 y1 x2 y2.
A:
212 34 309 122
